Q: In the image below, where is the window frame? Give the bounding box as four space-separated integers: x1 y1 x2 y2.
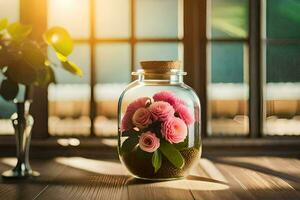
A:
1 0 299 144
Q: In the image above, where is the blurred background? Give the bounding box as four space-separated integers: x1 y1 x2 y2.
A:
0 0 299 139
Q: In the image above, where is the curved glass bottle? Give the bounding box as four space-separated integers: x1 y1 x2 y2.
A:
118 61 201 180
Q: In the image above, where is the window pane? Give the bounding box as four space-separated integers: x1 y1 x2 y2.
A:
267 0 300 39
136 0 183 38
0 0 19 22
264 44 300 135
135 42 183 68
95 43 130 137
209 0 248 38
207 42 249 136
0 0 20 135
95 0 130 38
48 0 90 38
96 43 131 84
48 44 91 136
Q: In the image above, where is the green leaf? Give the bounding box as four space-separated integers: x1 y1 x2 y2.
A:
121 137 139 154
122 129 140 137
43 27 73 56
174 137 188 150
61 60 83 77
35 66 56 87
0 18 8 31
136 146 152 159
6 62 37 85
0 79 19 101
152 150 162 173
21 41 47 69
7 22 32 41
159 140 185 169
56 52 68 62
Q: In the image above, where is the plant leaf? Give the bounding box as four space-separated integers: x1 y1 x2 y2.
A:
174 137 188 150
0 79 19 101
36 66 56 87
122 129 140 137
61 60 83 76
0 18 8 31
152 150 162 173
6 62 37 85
136 147 152 159
159 140 185 169
43 27 73 56
21 41 47 69
7 22 32 41
121 136 139 154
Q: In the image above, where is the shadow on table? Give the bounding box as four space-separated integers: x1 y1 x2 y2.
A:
209 157 300 183
0 158 230 191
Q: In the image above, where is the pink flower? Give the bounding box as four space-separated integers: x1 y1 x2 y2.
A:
121 97 151 131
127 97 151 113
153 91 177 106
175 104 194 125
132 108 152 129
139 131 160 153
161 117 187 144
149 101 175 121
121 112 133 131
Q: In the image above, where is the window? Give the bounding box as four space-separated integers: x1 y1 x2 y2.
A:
0 0 299 140
262 0 300 135
47 0 183 137
0 0 20 135
207 0 249 136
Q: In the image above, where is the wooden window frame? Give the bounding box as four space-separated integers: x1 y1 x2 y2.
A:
14 0 300 138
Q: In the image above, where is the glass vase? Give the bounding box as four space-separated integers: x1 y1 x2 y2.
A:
2 100 40 178
118 61 201 180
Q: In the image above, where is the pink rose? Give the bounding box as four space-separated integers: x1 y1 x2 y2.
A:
139 131 160 153
132 108 152 129
161 117 187 144
153 91 177 106
175 104 194 125
127 97 151 113
121 112 133 131
149 101 175 122
121 97 151 131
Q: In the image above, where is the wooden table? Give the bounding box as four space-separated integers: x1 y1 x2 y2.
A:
0 156 299 200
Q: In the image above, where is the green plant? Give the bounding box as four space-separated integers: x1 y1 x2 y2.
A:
0 18 82 101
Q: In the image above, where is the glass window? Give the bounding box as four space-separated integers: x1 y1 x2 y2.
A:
96 43 131 84
263 0 300 136
0 0 19 22
208 0 248 38
135 42 183 68
95 0 130 38
0 0 20 135
207 0 249 136
48 44 91 136
267 0 300 39
136 0 183 38
207 42 249 136
94 43 131 137
48 0 90 39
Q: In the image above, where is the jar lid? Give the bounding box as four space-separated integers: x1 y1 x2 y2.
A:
140 60 182 73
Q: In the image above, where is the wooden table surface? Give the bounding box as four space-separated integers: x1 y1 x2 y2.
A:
0 156 299 200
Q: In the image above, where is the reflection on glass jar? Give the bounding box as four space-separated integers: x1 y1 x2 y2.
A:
118 61 201 180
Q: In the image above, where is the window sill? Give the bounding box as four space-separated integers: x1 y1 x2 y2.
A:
0 137 299 158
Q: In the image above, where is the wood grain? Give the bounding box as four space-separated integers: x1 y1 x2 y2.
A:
0 157 299 200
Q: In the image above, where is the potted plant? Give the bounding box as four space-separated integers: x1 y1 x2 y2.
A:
0 18 82 178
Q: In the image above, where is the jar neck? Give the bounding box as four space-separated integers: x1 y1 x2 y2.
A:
132 69 187 84
138 74 183 84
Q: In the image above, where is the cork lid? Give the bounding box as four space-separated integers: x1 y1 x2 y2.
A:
140 61 182 73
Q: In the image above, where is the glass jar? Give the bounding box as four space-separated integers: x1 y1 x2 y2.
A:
118 61 201 180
